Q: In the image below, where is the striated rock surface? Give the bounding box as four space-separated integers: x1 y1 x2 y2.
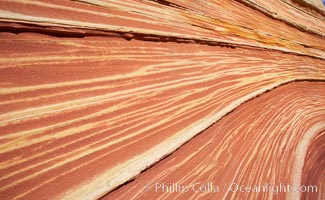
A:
0 0 324 199
106 81 325 200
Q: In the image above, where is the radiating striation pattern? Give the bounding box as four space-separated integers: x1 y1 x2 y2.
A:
0 0 324 199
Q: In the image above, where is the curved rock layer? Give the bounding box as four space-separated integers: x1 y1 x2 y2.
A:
105 81 325 200
301 131 325 200
0 0 324 199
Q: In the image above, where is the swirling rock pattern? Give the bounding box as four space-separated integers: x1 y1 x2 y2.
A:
106 81 325 200
0 0 324 199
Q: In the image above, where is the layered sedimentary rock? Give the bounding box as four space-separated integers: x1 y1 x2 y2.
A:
106 81 325 200
0 0 324 199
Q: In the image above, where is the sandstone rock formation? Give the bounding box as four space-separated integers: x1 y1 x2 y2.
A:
0 0 324 199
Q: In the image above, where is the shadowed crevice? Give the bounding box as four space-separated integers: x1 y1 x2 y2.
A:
1 21 325 62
